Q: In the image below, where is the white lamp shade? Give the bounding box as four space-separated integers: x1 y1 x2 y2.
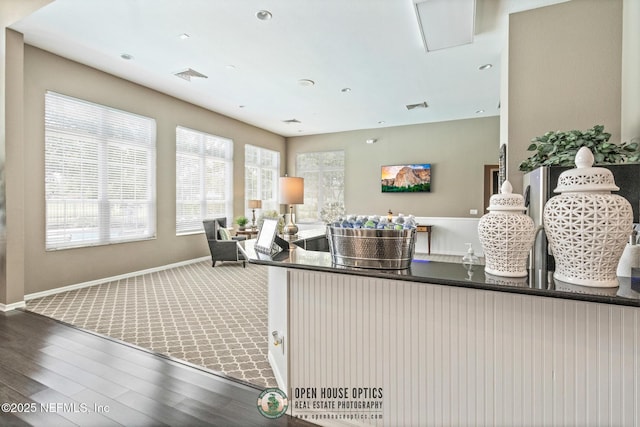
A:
279 176 304 205
248 199 262 209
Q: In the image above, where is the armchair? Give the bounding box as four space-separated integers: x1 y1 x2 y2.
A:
203 218 246 268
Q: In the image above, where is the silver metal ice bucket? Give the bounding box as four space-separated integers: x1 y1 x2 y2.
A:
326 226 416 269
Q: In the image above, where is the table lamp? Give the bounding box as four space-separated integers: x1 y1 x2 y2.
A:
248 199 262 229
279 176 304 239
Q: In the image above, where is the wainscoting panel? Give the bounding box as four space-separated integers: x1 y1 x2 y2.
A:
287 269 639 426
412 217 482 256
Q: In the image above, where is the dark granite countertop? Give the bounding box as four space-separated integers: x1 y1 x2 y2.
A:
240 230 640 308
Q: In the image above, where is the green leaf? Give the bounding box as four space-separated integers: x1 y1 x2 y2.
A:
519 125 624 171
540 144 554 154
519 160 533 172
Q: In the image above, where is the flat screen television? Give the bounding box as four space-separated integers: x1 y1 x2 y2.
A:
381 164 431 193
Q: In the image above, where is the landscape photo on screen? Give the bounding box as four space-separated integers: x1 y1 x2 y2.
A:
381 164 431 193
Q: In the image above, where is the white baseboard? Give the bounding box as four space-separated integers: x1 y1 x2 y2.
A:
0 301 26 312
24 256 211 301
269 350 287 392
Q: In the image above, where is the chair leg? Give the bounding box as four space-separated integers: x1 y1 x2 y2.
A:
242 261 246 268
212 260 216 267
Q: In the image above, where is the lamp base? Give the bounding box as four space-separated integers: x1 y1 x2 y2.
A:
283 223 298 238
282 206 298 240
281 233 298 242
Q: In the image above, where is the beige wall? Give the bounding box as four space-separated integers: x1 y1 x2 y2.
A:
21 46 285 294
5 29 26 306
2 0 54 305
286 116 500 218
507 0 623 194
622 0 640 142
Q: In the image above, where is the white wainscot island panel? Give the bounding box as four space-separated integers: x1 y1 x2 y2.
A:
268 267 640 427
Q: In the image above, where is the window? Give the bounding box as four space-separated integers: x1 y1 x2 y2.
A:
45 91 156 250
176 126 233 234
296 150 345 222
245 144 280 215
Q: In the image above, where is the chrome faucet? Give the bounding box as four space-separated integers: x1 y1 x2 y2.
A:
528 225 553 289
529 225 546 270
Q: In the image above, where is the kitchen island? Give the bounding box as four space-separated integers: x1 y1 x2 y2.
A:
241 231 640 427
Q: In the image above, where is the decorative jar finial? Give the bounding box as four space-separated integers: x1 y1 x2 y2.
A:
575 146 594 169
500 180 513 195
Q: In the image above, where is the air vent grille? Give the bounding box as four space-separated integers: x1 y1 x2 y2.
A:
174 68 208 81
406 101 429 110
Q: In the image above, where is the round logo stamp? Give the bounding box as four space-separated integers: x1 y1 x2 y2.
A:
257 388 289 419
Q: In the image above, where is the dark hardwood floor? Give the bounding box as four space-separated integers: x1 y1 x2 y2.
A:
0 310 314 426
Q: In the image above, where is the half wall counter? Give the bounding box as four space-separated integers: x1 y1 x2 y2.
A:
240 230 640 427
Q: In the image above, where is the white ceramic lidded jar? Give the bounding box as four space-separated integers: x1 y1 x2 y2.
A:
478 180 535 277
543 147 633 287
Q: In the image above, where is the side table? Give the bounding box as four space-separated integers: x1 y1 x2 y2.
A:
236 229 259 239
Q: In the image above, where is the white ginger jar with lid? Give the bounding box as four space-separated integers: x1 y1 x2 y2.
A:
478 180 535 277
543 146 633 287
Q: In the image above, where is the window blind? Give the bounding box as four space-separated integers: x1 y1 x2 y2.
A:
176 126 233 234
44 91 156 250
244 144 280 215
296 150 345 222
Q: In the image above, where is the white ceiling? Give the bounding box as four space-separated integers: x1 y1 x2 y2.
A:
10 0 568 137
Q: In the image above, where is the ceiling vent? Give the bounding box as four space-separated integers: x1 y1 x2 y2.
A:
174 68 208 81
406 101 429 110
415 0 476 52
282 118 301 124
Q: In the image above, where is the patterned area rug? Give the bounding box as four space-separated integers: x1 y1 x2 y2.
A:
26 261 277 388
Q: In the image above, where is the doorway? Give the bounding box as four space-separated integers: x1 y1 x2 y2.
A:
483 164 499 212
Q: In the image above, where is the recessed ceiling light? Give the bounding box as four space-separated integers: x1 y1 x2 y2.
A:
366 139 377 144
479 64 492 70
341 88 352 93
225 64 236 70
476 109 485 114
298 79 315 87
256 10 272 20
179 33 190 40
282 118 301 124
120 53 134 60
239 105 245 109
378 121 385 124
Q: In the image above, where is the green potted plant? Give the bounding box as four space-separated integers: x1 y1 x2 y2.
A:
518 125 640 172
235 215 249 230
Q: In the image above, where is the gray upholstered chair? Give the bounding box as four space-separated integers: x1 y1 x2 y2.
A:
203 218 246 267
